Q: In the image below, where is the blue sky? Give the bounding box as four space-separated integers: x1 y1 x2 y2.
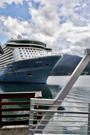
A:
0 1 30 20
0 0 90 56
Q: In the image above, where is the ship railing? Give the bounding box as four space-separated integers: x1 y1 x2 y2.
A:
29 98 90 135
0 91 42 127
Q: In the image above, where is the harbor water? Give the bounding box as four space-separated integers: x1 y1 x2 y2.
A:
1 75 90 134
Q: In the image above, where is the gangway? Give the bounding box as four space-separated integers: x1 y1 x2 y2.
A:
29 49 90 135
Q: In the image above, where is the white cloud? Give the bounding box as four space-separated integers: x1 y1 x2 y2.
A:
28 0 90 56
0 0 24 8
0 16 31 38
0 0 90 56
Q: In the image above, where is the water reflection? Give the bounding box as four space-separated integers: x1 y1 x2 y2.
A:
0 83 61 99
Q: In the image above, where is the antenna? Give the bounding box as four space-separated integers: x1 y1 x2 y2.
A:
17 34 22 39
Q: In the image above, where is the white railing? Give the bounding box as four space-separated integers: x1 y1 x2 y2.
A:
29 99 90 135
28 49 90 135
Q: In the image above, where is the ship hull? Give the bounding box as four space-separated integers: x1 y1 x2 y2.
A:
0 56 60 83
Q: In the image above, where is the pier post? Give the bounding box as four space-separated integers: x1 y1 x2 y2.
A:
88 103 90 135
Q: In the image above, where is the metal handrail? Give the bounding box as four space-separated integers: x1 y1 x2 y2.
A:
29 102 90 134
28 49 90 135
30 109 90 114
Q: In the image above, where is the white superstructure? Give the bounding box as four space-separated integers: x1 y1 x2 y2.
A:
13 47 51 61
0 46 14 71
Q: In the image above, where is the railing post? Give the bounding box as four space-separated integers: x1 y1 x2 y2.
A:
0 98 2 127
37 104 42 123
28 99 34 135
88 103 90 135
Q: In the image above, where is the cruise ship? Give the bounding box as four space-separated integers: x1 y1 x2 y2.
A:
0 39 61 83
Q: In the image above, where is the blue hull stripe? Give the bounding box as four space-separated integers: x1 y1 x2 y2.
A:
0 56 60 83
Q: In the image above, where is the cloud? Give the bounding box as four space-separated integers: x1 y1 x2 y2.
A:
28 0 90 55
55 22 90 56
0 0 24 8
0 0 90 56
0 16 32 38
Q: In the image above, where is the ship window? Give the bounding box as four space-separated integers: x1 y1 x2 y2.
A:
8 66 14 73
46 64 49 66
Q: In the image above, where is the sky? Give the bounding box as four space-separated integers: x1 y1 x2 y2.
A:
0 0 90 56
